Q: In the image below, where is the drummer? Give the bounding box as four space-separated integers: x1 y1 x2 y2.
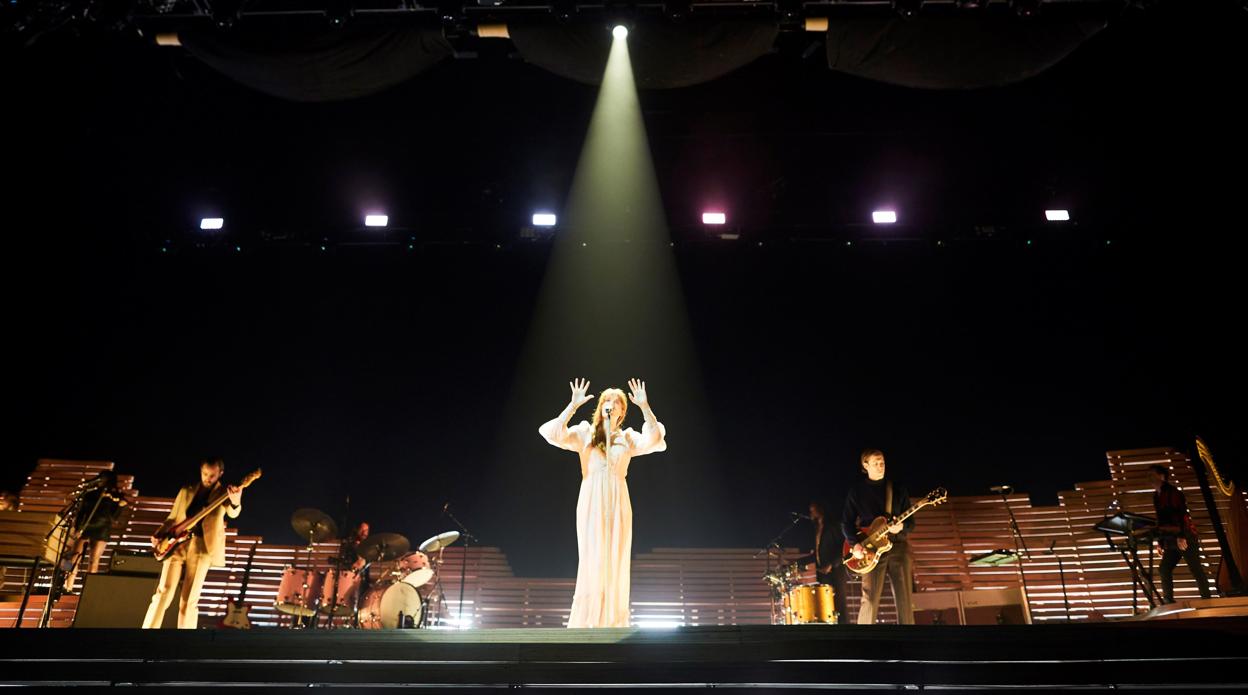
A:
804 500 849 623
340 522 370 572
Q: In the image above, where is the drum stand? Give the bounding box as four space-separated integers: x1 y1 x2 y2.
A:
756 514 803 625
424 551 448 628
290 531 319 630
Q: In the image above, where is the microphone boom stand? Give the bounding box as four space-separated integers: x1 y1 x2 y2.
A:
444 507 478 629
996 486 1035 624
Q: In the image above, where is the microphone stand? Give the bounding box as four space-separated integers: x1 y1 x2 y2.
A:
996 486 1035 624
755 515 803 625
444 506 478 629
1049 539 1071 622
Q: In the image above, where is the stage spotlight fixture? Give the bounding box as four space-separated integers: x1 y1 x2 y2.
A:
892 0 923 19
533 213 558 227
200 217 224 230
872 210 897 224
1012 0 1040 17
956 0 986 8
613 24 628 39
365 214 389 227
1044 209 1071 222
702 212 727 225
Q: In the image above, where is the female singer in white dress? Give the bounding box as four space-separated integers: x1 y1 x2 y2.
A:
540 378 667 628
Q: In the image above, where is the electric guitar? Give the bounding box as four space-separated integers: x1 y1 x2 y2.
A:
842 487 948 575
152 469 262 561
219 544 258 629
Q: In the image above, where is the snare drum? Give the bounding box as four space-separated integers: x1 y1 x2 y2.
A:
275 567 323 617
785 583 836 625
319 568 361 616
357 577 424 629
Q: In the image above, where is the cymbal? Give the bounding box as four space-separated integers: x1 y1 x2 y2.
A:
291 508 338 543
419 530 460 554
357 532 410 562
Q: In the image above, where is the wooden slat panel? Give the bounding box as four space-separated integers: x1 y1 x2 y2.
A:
3 448 1236 628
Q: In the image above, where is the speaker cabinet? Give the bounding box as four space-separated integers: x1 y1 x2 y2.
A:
913 590 963 625
961 587 1031 625
72 573 179 628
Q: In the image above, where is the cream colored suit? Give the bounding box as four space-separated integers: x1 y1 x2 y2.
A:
142 482 241 629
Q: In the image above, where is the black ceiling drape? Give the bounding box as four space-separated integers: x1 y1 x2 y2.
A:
826 13 1108 89
179 21 454 102
509 19 780 90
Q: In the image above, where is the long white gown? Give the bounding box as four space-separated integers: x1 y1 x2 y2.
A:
540 411 666 628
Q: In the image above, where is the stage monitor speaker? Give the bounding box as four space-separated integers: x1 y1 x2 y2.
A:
72 574 179 628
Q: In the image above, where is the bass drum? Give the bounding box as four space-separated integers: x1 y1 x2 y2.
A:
357 578 424 629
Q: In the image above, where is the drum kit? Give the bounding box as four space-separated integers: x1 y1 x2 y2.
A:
762 560 838 626
274 509 463 629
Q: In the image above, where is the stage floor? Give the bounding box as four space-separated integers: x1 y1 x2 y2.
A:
3 619 1247 691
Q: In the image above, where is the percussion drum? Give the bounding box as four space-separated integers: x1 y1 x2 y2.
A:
785 583 836 625
357 578 424 629
275 567 323 617
397 550 434 589
319 568 361 616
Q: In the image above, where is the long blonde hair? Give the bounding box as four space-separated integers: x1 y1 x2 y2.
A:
590 389 628 452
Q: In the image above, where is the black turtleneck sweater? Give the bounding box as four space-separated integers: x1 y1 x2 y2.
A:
841 477 914 544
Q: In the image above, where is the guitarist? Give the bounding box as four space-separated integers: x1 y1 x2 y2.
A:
841 449 914 625
142 458 242 629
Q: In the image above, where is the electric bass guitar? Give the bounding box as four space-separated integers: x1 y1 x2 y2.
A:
151 469 262 562
219 543 259 629
842 487 947 575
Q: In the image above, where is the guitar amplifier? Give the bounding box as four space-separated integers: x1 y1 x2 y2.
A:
912 590 962 625
961 587 1031 625
109 549 163 577
73 574 179 628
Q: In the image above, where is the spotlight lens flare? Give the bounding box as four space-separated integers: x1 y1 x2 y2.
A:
872 210 897 224
1045 209 1071 222
702 212 727 225
532 213 557 227
613 25 628 40
364 214 389 227
199 217 224 230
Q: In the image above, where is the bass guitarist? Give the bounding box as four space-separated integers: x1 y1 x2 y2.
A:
841 448 914 625
142 458 242 629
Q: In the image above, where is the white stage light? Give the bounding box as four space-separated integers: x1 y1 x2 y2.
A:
200 218 224 230
872 210 897 224
1045 209 1071 222
532 213 557 227
365 214 389 227
613 25 628 40
702 212 727 225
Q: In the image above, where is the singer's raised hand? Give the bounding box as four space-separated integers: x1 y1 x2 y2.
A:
627 378 648 408
569 378 593 409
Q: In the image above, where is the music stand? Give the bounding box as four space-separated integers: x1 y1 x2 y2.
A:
969 550 1018 567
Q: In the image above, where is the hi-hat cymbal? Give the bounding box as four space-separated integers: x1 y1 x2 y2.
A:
357 532 410 562
291 508 338 543
419 530 460 554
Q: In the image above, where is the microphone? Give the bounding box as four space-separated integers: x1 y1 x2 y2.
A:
790 511 812 520
989 485 1013 494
